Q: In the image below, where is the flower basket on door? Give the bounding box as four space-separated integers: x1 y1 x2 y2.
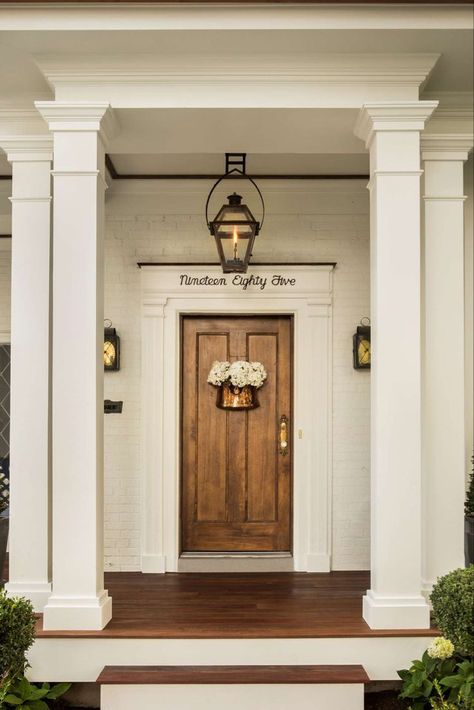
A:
207 360 267 411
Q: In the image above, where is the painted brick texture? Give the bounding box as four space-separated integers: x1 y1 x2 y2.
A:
103 181 371 571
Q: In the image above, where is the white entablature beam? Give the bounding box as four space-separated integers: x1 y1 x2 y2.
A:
33 53 439 109
0 5 471 31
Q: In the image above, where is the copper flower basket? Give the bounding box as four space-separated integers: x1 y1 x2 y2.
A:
216 382 259 411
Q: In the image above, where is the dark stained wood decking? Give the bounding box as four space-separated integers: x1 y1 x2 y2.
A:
36 571 437 639
97 664 371 684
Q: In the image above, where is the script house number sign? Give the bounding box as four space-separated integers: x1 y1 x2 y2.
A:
179 273 297 291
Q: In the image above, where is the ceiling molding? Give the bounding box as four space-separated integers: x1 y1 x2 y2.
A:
35 52 440 89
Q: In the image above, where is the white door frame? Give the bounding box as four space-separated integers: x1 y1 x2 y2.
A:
140 265 334 572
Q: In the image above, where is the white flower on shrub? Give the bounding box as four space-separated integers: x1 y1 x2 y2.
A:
207 360 267 389
427 636 455 660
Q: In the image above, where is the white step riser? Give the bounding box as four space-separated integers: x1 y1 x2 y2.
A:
101 683 364 710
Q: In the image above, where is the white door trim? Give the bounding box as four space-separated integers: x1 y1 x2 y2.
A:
140 264 334 572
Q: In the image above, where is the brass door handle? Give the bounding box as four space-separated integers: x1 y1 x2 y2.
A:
279 415 289 455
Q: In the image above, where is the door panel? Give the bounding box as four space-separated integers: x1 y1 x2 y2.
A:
181 316 292 552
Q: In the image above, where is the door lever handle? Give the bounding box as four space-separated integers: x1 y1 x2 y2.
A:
279 415 289 455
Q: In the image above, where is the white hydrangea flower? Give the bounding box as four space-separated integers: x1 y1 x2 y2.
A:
207 361 230 386
427 637 455 660
207 360 267 389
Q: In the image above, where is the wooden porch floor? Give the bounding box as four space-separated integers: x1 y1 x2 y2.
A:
36 571 437 639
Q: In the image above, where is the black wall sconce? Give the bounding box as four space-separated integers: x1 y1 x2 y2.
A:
205 153 265 273
353 317 371 370
104 319 120 371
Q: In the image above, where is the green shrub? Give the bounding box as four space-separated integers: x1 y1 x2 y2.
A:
3 676 71 709
0 591 71 707
398 641 474 710
430 566 474 656
0 590 36 684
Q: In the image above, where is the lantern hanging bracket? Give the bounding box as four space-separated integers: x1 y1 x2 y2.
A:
225 152 246 174
205 163 265 233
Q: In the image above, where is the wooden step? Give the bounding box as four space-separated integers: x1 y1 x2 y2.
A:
99 665 368 710
98 664 370 685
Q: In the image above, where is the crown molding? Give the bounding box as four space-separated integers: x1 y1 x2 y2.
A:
354 101 439 146
34 53 439 106
35 101 119 146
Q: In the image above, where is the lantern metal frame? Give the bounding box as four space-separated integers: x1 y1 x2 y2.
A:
205 153 265 273
352 317 371 370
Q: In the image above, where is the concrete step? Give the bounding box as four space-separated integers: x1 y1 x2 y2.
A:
98 664 369 710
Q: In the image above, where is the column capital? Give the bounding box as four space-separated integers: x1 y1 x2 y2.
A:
421 133 474 162
35 101 118 147
0 135 53 163
354 101 439 147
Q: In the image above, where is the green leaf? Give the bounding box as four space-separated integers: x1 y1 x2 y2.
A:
28 701 49 710
17 676 33 700
441 675 463 688
45 682 71 700
28 687 49 700
423 680 433 697
4 695 23 706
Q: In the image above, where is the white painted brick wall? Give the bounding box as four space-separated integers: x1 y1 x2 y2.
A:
0 179 372 571
104 180 371 571
1 174 473 573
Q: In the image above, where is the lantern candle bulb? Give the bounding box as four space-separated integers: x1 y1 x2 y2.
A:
233 225 238 260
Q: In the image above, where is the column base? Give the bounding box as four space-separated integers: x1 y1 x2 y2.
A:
5 582 52 612
43 589 112 630
363 590 430 630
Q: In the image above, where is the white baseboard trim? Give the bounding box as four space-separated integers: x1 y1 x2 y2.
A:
141 554 166 574
363 590 431 630
305 553 331 573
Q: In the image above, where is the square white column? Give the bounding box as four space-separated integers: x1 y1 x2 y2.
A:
0 136 53 611
354 102 437 629
421 135 473 592
36 102 117 630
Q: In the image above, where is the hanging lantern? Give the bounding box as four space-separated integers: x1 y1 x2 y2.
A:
104 319 120 371
206 153 265 273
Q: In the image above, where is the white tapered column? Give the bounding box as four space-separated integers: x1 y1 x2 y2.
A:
0 137 52 610
421 135 473 592
354 102 437 629
36 103 116 630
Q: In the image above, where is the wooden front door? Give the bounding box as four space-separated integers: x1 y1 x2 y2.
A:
181 316 292 553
